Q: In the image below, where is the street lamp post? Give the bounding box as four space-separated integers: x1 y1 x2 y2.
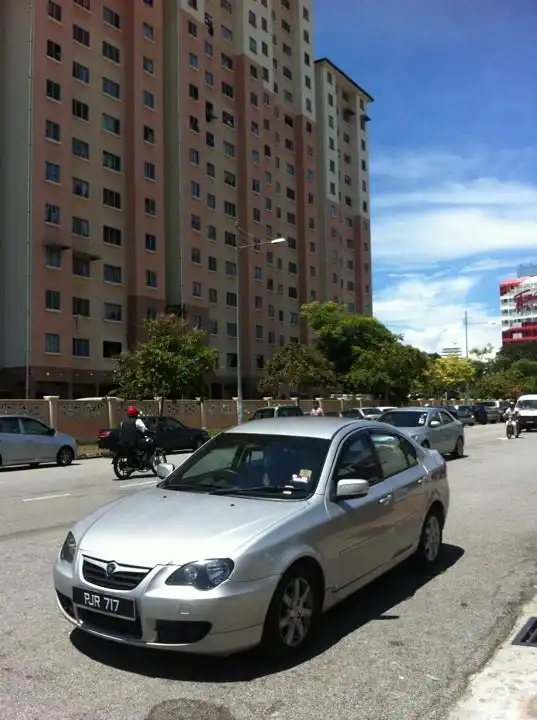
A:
235 232 285 424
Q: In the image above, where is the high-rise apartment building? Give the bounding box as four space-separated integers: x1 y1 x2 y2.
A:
0 0 373 399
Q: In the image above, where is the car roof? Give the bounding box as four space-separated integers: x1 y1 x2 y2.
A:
226 416 373 440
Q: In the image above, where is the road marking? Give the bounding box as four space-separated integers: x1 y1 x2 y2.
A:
119 479 156 489
22 493 71 502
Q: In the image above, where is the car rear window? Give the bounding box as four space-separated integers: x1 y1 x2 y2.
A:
252 408 275 419
278 406 303 417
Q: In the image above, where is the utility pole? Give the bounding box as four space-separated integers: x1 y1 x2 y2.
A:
464 310 469 358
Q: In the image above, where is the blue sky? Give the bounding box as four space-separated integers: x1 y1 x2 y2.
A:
315 0 537 352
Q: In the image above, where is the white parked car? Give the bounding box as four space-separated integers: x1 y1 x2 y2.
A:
0 414 76 468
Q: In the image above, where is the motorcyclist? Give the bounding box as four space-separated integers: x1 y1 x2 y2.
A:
119 406 154 464
504 401 519 436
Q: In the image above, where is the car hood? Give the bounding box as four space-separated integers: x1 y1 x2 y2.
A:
78 487 307 567
396 426 427 436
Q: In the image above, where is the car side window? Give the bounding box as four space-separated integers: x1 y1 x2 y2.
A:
253 408 274 420
0 417 21 434
165 418 185 430
369 432 413 479
20 418 50 435
428 411 442 425
440 411 454 425
333 432 383 486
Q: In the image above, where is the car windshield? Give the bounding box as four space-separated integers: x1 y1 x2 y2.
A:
517 399 537 409
362 407 381 415
380 410 427 427
159 432 330 499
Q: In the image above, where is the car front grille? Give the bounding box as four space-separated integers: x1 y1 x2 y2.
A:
82 558 150 590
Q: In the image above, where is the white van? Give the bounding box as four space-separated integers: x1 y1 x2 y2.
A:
515 394 537 431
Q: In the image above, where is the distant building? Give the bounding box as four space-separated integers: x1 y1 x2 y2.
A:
441 347 462 358
500 273 537 344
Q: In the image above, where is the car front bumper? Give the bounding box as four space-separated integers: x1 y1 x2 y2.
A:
53 553 279 655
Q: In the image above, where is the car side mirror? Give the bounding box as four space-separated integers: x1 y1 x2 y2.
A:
156 462 175 479
429 420 441 427
48 427 56 436
336 478 370 499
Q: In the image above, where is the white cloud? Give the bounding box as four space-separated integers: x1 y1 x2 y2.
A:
374 274 501 354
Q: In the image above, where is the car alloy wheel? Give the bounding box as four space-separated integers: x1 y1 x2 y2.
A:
57 447 74 467
414 509 443 570
260 564 321 658
278 576 314 648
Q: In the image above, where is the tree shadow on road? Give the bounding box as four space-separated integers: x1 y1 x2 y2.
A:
70 543 464 682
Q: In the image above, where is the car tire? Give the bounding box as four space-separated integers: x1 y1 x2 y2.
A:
56 446 75 467
259 562 322 659
451 436 464 459
413 507 443 571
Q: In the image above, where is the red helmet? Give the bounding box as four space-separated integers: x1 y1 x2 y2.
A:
126 405 139 418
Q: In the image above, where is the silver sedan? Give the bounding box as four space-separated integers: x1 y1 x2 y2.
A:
0 414 76 468
53 417 449 659
378 407 465 458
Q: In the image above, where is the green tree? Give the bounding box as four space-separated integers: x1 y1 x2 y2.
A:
300 301 395 377
114 314 219 402
259 342 337 396
427 356 476 396
347 342 429 403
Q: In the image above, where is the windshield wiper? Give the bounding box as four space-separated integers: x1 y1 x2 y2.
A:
162 483 227 493
212 484 307 495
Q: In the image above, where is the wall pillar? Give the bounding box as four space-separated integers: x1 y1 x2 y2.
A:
44 396 59 428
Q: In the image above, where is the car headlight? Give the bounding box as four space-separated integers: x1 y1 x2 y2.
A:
60 531 76 563
165 558 234 590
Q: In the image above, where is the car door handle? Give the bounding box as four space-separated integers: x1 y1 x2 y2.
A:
416 477 426 485
379 494 393 506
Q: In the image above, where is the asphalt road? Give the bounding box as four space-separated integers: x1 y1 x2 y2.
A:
1 424 536 720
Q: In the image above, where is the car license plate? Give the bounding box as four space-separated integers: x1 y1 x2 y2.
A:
72 588 136 619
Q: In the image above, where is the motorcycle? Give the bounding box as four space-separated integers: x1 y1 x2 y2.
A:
505 414 520 439
112 432 167 480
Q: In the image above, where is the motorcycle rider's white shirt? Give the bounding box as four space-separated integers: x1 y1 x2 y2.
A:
135 418 148 434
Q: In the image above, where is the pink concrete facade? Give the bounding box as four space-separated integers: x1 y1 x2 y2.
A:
0 0 373 399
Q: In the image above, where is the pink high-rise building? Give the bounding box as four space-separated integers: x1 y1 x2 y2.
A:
0 0 373 399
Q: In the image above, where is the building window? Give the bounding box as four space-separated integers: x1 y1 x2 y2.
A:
189 116 200 133
102 40 120 64
222 82 234 99
146 270 157 288
102 6 120 29
103 225 122 246
225 261 237 277
191 214 201 231
208 256 217 272
102 113 121 135
45 290 61 311
46 120 61 142
72 216 90 237
45 203 60 225
192 281 202 298
103 341 122 359
103 264 122 284
143 90 155 109
47 1 62 22
191 247 201 264
104 302 122 322
72 137 89 159
224 201 236 218
102 77 121 99
190 181 201 198
72 297 90 317
142 22 155 40
207 193 216 209
72 254 90 277
103 188 121 209
71 177 89 198
45 246 62 268
72 99 89 121
144 125 155 144
73 24 90 47
145 198 156 216
144 161 156 180
189 148 200 165
46 79 61 101
188 21 197 37
103 150 121 172
73 61 90 83
46 40 62 62
45 333 60 354
72 338 90 357
226 292 237 307
45 161 60 183
223 141 235 157
145 233 156 251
